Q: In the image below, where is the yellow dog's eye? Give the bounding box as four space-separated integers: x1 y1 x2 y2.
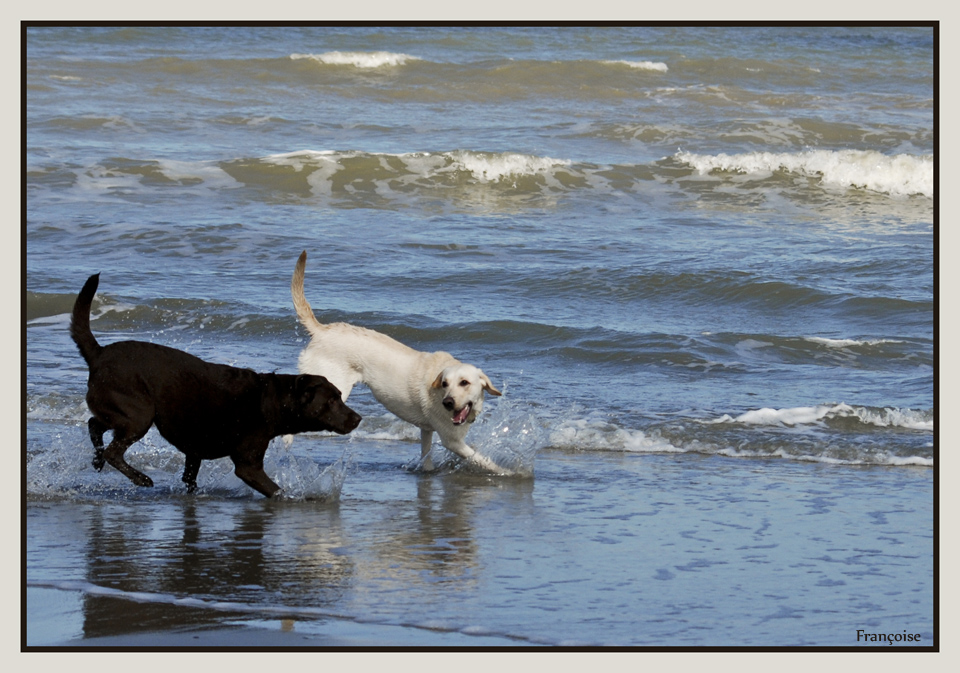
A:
460 380 469 387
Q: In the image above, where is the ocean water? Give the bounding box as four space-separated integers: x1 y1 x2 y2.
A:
24 25 934 648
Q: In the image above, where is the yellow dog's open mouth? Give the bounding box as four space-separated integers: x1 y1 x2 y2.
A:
451 402 473 425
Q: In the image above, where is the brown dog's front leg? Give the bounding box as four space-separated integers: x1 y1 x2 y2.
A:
182 455 202 493
233 458 282 498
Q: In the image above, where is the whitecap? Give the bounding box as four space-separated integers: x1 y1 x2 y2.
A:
602 59 669 72
447 150 572 182
258 148 573 192
290 51 419 68
729 404 856 426
675 149 933 197
854 407 933 431
711 403 932 431
804 336 903 348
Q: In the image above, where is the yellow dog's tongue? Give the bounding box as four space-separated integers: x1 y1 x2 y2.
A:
453 404 471 424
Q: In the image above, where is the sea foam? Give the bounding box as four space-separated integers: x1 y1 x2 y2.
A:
550 418 684 454
540 404 932 467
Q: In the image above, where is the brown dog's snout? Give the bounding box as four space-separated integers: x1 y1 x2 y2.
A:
332 406 362 434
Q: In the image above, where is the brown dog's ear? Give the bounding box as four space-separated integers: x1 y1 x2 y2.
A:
294 374 317 399
431 372 444 389
480 372 502 397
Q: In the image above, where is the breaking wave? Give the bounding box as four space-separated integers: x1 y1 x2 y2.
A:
29 147 932 212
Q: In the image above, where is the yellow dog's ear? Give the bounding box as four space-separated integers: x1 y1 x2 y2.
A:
431 373 444 389
480 372 502 396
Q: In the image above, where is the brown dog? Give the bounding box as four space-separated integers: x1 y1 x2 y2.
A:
70 273 361 497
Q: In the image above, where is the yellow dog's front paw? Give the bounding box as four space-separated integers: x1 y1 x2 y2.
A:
467 451 515 476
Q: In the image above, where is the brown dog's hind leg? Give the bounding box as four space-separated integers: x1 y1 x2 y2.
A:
182 455 201 493
102 428 154 488
88 417 108 471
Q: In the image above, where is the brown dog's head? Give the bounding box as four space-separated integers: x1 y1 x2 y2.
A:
296 375 362 434
431 364 501 426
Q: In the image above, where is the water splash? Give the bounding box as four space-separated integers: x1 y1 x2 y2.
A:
26 423 351 501
269 444 350 501
412 393 543 478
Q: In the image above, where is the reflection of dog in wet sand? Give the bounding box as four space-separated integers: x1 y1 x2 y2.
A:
71 272 362 497
291 251 511 474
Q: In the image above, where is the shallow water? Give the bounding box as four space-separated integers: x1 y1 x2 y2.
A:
26 436 933 647
25 25 934 648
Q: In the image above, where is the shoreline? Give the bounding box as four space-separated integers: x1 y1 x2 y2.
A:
25 585 531 648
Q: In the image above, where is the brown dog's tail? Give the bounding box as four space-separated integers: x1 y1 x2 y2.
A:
70 273 103 365
291 250 325 336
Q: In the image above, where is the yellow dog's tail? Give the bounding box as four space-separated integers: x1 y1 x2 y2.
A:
291 251 326 337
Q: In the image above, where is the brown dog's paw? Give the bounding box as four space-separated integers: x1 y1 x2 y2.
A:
132 473 154 488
